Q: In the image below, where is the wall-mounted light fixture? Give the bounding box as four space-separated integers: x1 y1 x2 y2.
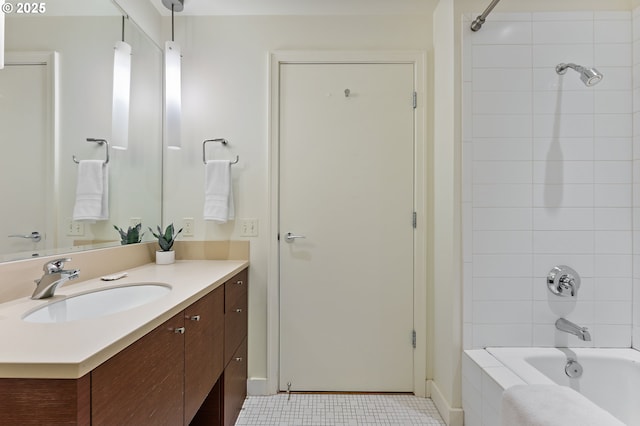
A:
111 16 132 150
163 0 183 150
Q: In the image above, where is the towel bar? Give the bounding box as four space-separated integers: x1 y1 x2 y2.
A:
202 138 239 165
73 138 110 164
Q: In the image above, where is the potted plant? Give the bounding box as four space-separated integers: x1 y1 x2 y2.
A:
149 223 183 265
114 223 143 245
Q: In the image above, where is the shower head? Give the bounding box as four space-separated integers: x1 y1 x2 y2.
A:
555 63 603 87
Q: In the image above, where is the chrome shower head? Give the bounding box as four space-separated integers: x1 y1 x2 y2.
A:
556 63 603 87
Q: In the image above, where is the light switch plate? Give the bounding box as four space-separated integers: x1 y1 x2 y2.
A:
66 220 84 236
183 218 195 237
240 218 258 237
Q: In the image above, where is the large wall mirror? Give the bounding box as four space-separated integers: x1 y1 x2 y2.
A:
0 0 162 261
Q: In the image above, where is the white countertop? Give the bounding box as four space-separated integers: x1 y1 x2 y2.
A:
0 260 248 379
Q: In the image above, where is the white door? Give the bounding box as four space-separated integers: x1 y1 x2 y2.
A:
0 63 49 256
279 63 415 392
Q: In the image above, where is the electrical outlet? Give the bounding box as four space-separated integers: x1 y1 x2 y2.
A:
129 217 142 227
66 220 84 236
240 218 258 237
183 218 195 237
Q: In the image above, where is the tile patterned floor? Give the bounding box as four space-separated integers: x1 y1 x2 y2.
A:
235 393 446 425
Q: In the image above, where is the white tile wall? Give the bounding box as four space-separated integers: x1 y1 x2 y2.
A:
463 11 635 350
461 350 526 426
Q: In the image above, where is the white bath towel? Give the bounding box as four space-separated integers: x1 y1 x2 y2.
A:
501 385 624 426
204 160 234 223
72 160 109 221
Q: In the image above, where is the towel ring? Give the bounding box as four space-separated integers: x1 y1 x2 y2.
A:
73 138 110 164
202 138 239 165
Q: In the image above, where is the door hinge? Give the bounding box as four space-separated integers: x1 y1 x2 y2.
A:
412 330 416 349
412 212 417 229
413 91 417 109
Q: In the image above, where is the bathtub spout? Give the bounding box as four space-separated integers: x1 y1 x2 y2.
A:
556 318 591 341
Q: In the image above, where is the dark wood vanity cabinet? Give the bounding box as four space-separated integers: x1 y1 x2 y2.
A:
0 376 90 425
184 285 225 424
224 337 248 426
223 268 248 426
225 269 248 364
92 311 186 426
0 268 248 426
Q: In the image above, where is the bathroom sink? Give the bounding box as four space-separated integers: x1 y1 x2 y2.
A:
23 283 171 323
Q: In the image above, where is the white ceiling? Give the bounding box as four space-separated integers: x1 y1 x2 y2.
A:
149 0 439 16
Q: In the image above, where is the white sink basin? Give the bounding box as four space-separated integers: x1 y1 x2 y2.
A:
23 283 171 323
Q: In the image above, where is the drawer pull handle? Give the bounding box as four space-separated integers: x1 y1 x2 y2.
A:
190 315 201 321
235 357 243 362
235 308 243 313
174 327 186 334
236 280 243 285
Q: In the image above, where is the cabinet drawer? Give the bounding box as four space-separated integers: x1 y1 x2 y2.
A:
224 289 248 365
224 269 248 312
224 337 247 426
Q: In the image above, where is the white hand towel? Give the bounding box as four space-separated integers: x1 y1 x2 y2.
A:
501 385 624 426
72 160 109 221
204 160 234 223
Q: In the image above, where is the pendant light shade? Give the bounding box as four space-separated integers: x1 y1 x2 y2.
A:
164 40 181 150
163 0 183 150
111 40 132 150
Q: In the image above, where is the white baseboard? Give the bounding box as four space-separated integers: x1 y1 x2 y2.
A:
429 380 464 426
247 377 272 396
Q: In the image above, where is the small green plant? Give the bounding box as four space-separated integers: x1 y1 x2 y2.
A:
113 223 143 245
149 223 183 252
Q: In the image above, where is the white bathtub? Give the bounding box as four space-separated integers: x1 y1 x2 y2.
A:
486 347 640 426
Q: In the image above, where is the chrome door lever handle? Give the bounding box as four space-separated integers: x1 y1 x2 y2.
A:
285 232 306 243
8 231 42 242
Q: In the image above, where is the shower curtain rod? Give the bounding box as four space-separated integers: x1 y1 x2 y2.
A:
470 0 502 32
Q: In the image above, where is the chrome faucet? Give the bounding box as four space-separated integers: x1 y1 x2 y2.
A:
555 318 591 341
31 258 80 300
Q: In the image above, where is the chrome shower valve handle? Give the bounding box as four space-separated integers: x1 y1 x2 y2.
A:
547 265 580 297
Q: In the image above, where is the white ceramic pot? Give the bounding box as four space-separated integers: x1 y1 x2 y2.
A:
155 250 175 265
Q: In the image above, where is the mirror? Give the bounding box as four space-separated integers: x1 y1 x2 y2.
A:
0 0 162 261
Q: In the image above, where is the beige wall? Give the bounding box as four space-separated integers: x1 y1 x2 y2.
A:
113 0 162 47
161 13 433 388
432 1 464 423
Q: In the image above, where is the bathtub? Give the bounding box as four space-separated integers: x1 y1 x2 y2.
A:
486 347 640 425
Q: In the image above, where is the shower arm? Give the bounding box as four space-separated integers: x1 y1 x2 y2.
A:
470 0 502 32
556 63 584 75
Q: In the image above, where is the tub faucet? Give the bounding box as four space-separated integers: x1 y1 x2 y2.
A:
555 318 591 341
31 258 80 300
